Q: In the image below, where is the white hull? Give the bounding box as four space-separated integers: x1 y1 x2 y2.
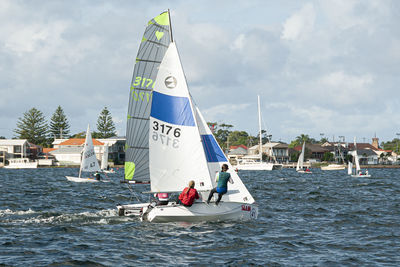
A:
102 169 115 174
117 202 258 222
297 170 312 174
321 164 346 170
117 203 151 216
65 176 99 183
235 162 282 171
351 174 371 178
141 202 258 223
4 159 38 169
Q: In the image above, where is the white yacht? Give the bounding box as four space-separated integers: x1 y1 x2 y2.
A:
4 158 38 169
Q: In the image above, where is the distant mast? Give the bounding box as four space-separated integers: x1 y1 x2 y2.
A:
258 95 262 163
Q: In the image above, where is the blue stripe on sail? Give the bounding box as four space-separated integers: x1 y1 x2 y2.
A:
201 134 227 162
150 91 195 126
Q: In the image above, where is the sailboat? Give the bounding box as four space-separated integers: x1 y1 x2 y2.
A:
348 138 371 177
100 145 114 173
65 125 102 183
235 95 283 171
117 10 258 222
296 142 312 173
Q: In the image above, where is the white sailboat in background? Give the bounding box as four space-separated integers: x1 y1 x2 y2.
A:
348 138 371 178
65 125 101 183
235 95 282 171
100 145 114 173
296 142 312 173
117 10 258 222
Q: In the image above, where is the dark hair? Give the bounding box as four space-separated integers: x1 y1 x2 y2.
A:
222 164 229 171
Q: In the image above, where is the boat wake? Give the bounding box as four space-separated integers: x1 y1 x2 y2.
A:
0 208 131 225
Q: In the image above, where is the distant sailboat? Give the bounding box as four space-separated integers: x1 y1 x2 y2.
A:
100 145 114 173
296 142 312 173
65 125 102 183
348 138 371 177
117 10 258 222
235 95 282 171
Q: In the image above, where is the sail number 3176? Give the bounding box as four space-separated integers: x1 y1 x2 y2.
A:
152 121 180 148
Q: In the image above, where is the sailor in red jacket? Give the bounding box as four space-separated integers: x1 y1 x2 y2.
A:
178 180 200 207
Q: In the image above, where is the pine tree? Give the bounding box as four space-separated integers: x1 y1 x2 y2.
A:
14 107 48 145
49 106 70 139
96 107 116 138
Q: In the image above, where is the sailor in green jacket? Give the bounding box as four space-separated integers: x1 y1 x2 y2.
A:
206 164 234 205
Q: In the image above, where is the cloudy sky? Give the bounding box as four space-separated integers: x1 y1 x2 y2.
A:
1 0 399 144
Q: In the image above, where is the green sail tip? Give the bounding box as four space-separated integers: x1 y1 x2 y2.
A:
124 161 135 180
154 11 169 26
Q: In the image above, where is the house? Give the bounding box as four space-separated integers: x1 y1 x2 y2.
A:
0 139 34 159
248 142 289 163
293 144 330 161
227 145 248 164
97 136 126 164
49 138 104 165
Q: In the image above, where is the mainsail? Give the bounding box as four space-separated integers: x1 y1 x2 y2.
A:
296 142 305 171
80 125 100 177
101 145 108 170
149 42 212 193
125 11 172 181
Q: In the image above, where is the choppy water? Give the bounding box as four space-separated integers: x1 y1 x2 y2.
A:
0 167 399 266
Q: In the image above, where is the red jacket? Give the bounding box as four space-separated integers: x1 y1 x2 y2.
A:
178 187 199 206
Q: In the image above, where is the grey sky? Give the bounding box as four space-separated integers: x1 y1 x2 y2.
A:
1 0 399 144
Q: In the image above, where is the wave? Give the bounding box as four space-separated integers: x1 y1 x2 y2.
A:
0 208 131 225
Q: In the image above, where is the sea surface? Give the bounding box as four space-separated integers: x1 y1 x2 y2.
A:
0 167 399 266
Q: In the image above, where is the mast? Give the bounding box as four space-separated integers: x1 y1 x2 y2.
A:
258 95 262 163
168 9 173 42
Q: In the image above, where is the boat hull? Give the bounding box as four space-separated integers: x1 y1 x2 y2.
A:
65 176 99 183
297 170 312 174
235 163 282 171
139 202 258 223
351 174 371 178
321 164 346 170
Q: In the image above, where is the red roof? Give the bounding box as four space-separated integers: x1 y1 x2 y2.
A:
58 138 104 146
43 148 57 153
229 144 248 150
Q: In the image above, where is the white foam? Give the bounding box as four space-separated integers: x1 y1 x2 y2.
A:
0 208 36 217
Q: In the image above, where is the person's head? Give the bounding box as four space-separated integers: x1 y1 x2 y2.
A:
221 164 229 172
188 180 195 188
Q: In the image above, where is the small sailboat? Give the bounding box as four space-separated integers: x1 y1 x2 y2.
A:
100 145 114 173
65 125 102 183
296 142 312 173
348 138 371 178
235 95 282 171
117 10 258 222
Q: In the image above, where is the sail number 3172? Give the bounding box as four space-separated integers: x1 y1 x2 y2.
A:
152 121 180 148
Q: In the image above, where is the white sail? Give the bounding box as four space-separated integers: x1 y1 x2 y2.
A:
296 142 305 171
149 43 212 193
347 161 353 175
80 125 100 175
353 137 361 173
194 106 255 204
101 145 108 170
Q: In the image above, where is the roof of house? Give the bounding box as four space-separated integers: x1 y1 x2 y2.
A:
0 139 28 146
294 144 329 153
58 138 104 146
348 143 377 150
43 148 57 153
229 144 248 150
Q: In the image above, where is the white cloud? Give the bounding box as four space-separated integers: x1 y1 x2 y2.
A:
281 3 316 41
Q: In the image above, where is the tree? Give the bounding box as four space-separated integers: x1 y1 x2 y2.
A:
14 107 48 145
207 122 233 149
0 136 5 139
322 151 334 161
228 131 250 146
49 106 70 139
97 107 116 138
319 137 328 144
289 134 317 148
